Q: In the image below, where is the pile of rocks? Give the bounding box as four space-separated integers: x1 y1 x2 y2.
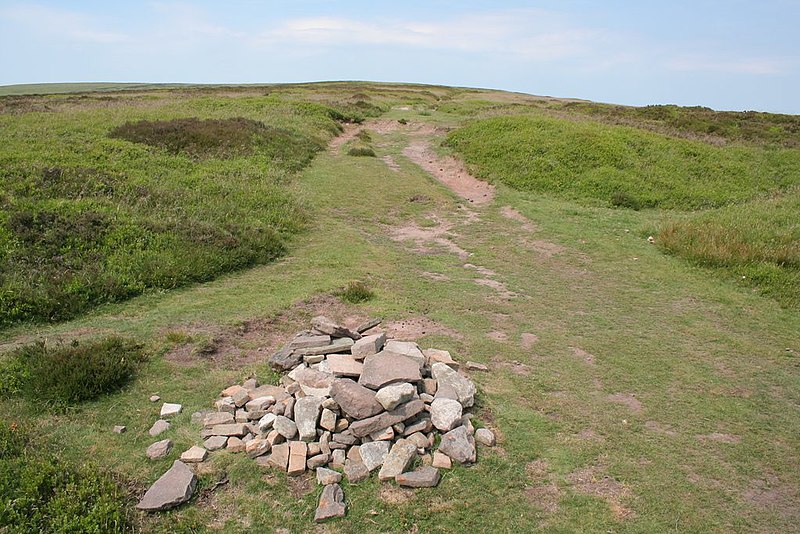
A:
138 315 495 522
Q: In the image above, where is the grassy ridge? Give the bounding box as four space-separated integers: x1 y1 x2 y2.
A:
0 93 374 325
445 115 800 210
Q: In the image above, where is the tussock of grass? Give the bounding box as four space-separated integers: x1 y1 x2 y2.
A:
335 280 375 303
347 146 376 157
445 115 800 210
658 189 800 307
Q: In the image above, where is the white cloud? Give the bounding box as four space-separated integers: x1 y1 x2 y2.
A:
667 56 789 75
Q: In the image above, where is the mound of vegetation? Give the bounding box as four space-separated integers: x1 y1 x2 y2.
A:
1 337 146 404
0 421 133 532
0 95 358 325
445 115 800 210
658 189 800 308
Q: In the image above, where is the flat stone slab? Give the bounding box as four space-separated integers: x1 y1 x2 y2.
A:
431 362 476 407
359 440 391 471
430 398 463 432
396 467 441 488
180 446 208 463
160 403 182 418
297 336 355 356
267 443 290 470
316 467 342 485
384 340 425 368
149 419 171 437
375 382 416 411
423 348 459 370
290 334 332 349
269 347 302 372
330 379 384 420
288 441 308 476
326 354 364 377
378 440 417 481
349 399 425 438
344 459 370 483
288 366 335 396
294 396 324 442
351 333 386 359
439 425 476 464
358 351 422 390
209 423 248 437
146 439 173 459
312 315 362 340
204 435 228 451
136 460 197 511
203 412 234 428
314 483 346 522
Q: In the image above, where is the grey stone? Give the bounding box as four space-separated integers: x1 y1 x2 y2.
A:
351 333 386 359
326 354 364 378
304 353 325 364
149 395 161 403
267 442 290 470
384 340 425 368
297 336 355 356
246 438 271 458
349 399 425 438
273 416 298 440
314 483 346 522
226 436 246 452
331 449 346 469
136 460 197 511
231 388 250 407
288 441 308 476
466 361 489 372
431 362 476 407
403 418 433 436
203 412 234 428
359 351 422 390
356 317 382 334
311 315 362 340
249 385 290 403
320 408 337 432
147 439 173 460
235 411 249 423
307 453 330 469
113 425 126 434
316 467 342 485
257 413 277 433
295 396 324 442
432 450 452 469
215 397 236 413
430 398 463 432
419 393 434 403
204 435 228 451
160 403 182 418
406 432 429 450
423 348 459 370
396 467 441 488
290 334 331 349
180 445 207 463
375 382 416 411
344 459 370 483
243 378 259 390
378 440 417 481
210 423 248 437
359 441 391 471
190 410 211 425
269 347 302 372
289 366 335 397
245 396 275 412
332 431 359 446
330 379 384 420
438 426 476 464
475 428 496 446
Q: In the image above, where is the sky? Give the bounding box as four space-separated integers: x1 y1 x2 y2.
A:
0 1 798 113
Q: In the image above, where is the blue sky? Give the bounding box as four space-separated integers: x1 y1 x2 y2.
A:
1 1 797 113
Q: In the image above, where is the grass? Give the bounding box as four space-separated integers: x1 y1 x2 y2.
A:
0 82 798 532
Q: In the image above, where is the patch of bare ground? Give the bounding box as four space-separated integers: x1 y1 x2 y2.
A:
523 239 568 258
525 459 561 513
163 294 368 367
570 347 596 365
565 462 636 520
606 393 643 414
571 428 606 443
380 154 401 171
327 122 361 152
287 473 315 499
492 358 532 376
388 217 470 260
486 331 508 342
520 332 539 349
421 271 450 281
695 432 741 444
383 316 463 341
742 472 800 521
500 205 538 232
403 139 495 205
644 420 678 436
462 263 497 277
379 485 415 505
473 278 518 299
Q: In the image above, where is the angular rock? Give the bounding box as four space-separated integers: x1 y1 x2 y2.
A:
327 354 364 378
226 436 246 453
304 354 325 364
113 425 126 434
180 445 208 463
149 420 171 437
438 425 476 464
290 334 331 349
369 427 394 441
245 396 275 412
432 450 452 469
431 362 476 407
344 459 370 483
331 449 346 469
311 315 362 340
475 428 496 447
384 340 425 368
307 453 330 469
419 393 434 403
267 442 290 470
160 403 182 418
249 385 290 403
288 441 308 476
466 361 489 372
243 378 258 390
289 367 335 397
430 398 463 432
378 440 417 481
332 430 359 446
349 399 425 438
316 467 342 485
406 432 429 450
149 395 161 403
351 333 387 360
269 347 302 372
203 412 234 428
375 382 416 411
357 441 391 471
204 435 228 451
215 397 236 413
147 439 173 459
273 416 298 440
136 460 197 511
356 317 382 334
330 379 384 420
297 336 355 356
320 408 337 432
221 384 245 397
295 396 324 442
257 413 277 433
421 378 438 395
231 388 250 408
246 438 271 458
266 429 285 447
423 348 459 370
314 483 346 522
359 351 423 390
335 419 349 432
403 418 433 436
210 423 248 437
396 467 441 488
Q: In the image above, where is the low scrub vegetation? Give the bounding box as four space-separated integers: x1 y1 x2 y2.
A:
446 115 800 210
0 421 133 532
1 337 146 404
335 280 375 303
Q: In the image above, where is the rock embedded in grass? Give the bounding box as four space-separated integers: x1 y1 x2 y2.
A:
147 439 173 460
160 403 182 418
137 460 197 512
396 466 441 488
314 483 346 522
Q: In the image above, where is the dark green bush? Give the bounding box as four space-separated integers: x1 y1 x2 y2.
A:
347 147 376 157
5 337 146 404
336 281 375 304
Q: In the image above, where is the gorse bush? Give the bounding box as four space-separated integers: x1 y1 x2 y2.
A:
4 337 146 404
0 422 133 532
